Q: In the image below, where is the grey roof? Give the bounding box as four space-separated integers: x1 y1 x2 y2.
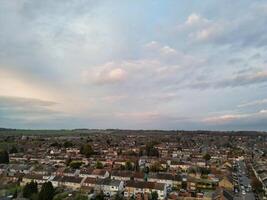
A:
96 178 121 187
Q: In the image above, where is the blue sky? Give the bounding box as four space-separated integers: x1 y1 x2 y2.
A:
0 0 267 130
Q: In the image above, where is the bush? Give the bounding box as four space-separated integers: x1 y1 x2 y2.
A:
23 181 38 199
95 161 103 169
80 144 94 157
69 161 83 169
0 149 9 164
38 181 55 200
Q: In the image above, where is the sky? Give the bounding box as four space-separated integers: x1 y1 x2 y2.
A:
0 0 267 130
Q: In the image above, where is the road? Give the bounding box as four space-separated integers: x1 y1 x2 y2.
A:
234 160 255 200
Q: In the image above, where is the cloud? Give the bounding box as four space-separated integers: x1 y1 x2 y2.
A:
175 3 267 48
100 95 127 103
143 41 203 66
0 68 57 100
0 96 62 124
160 46 177 56
192 3 267 47
188 70 267 89
217 71 267 87
0 1 267 130
107 68 126 81
0 68 93 117
175 13 224 43
238 98 267 108
177 13 210 31
82 41 204 91
82 62 127 85
144 41 178 56
259 109 267 114
95 67 127 84
186 13 205 26
193 24 223 42
203 109 267 125
115 111 160 121
203 114 248 123
0 96 56 108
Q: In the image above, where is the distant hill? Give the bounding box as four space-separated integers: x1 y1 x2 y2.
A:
0 128 266 136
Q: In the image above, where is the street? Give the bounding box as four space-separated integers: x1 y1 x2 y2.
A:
234 160 255 200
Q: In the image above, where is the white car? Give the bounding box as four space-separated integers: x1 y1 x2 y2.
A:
242 190 246 195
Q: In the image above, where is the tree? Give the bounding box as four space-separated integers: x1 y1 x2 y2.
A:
74 194 88 200
63 141 73 148
9 146 18 154
140 143 159 157
31 193 39 200
181 181 187 190
151 191 158 200
95 161 103 169
53 192 68 200
13 189 18 199
0 149 9 164
143 166 149 174
38 181 55 200
50 142 62 148
80 144 94 157
69 161 83 169
198 167 211 175
125 161 133 171
125 150 138 157
113 192 124 200
251 176 263 192
95 191 104 200
188 167 197 174
23 181 38 199
203 153 211 166
203 153 211 161
150 162 162 172
106 139 111 146
66 156 72 166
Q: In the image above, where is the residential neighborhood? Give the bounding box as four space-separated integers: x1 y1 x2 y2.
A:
0 129 266 200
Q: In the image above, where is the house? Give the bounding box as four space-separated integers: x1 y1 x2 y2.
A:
63 168 79 177
8 164 32 175
170 161 191 171
6 173 24 183
21 174 46 185
0 164 8 175
113 159 127 166
132 172 145 181
111 170 133 181
95 178 124 196
32 165 57 179
9 154 27 162
252 161 267 195
218 176 234 191
111 170 144 181
124 180 167 200
212 188 234 200
79 168 94 177
148 173 182 188
93 159 110 167
187 177 197 191
89 169 109 179
81 177 97 191
51 175 84 189
196 178 217 190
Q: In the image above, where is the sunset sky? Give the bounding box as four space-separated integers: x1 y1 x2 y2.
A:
1 0 267 130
